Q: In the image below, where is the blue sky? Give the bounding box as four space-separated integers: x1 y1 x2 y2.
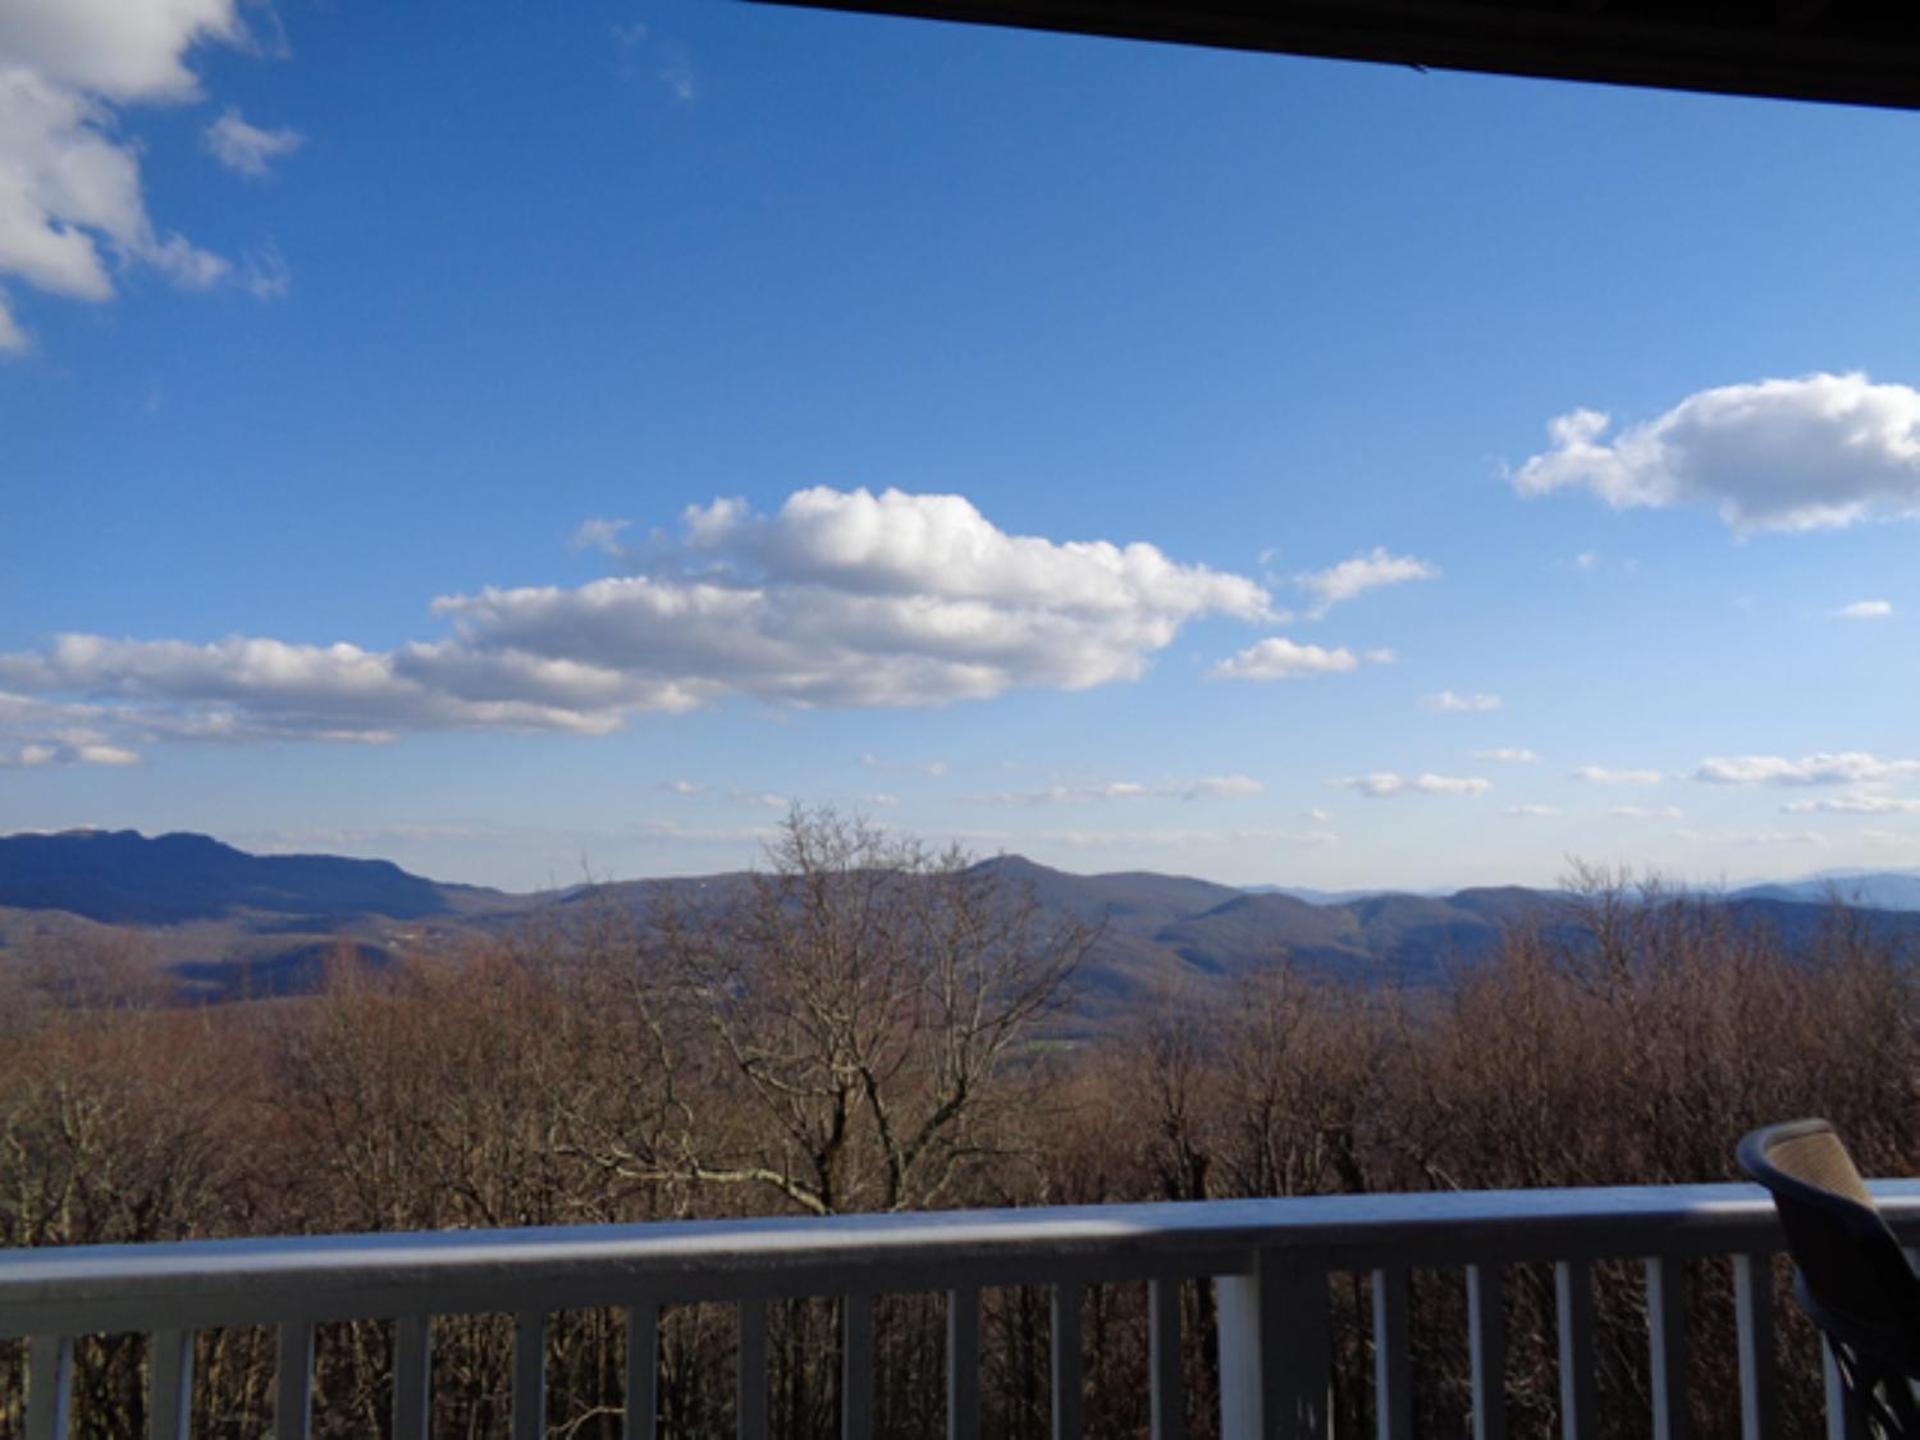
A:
7 0 1920 891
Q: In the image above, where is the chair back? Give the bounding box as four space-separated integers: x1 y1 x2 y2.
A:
1740 1118 1920 1437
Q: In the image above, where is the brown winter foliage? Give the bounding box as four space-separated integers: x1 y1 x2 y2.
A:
1 819 1916 1437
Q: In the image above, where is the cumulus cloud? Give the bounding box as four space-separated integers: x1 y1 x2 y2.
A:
1503 804 1560 818
1421 690 1501 714
1337 772 1491 798
1832 600 1894 621
1474 747 1540 763
1209 637 1384 682
1572 765 1663 786
1781 792 1920 815
0 0 281 350
0 488 1275 751
1694 752 1920 787
0 690 141 767
1296 548 1439 617
1513 373 1920 533
203 107 303 177
658 779 705 796
979 775 1264 806
1609 805 1685 820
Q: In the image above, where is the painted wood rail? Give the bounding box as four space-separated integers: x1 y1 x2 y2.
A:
8 1181 1920 1438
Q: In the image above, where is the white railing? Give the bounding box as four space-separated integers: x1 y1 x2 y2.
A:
6 1180 1920 1439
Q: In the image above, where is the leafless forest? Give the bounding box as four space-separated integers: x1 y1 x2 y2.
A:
3 813 1916 1437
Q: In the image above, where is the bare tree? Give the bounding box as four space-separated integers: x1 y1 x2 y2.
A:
572 807 1094 1215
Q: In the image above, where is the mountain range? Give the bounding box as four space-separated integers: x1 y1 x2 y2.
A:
4 829 1919 1009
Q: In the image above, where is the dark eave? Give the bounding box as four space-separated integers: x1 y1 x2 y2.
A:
749 1 1920 112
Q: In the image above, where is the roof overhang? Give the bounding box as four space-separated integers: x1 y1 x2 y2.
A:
750 1 1920 112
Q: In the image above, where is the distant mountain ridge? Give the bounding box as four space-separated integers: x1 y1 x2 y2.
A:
5 830 1920 1009
0 829 466 924
1730 871 1920 912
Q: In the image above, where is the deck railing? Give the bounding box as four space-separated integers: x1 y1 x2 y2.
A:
7 1180 1920 1439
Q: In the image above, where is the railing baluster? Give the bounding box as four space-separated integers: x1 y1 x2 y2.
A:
276 1322 313 1440
1467 1265 1506 1440
1051 1281 1084 1440
625 1303 659 1440
25 1334 72 1440
842 1294 874 1440
737 1300 768 1440
1733 1253 1778 1440
1372 1268 1412 1440
393 1315 432 1440
1645 1258 1689 1440
1218 1250 1331 1440
1822 1340 1866 1440
149 1329 193 1440
1555 1261 1596 1440
513 1311 545 1440
1149 1278 1184 1440
946 1288 980 1440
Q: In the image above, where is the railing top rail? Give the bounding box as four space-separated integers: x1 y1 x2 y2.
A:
7 1181 1920 1336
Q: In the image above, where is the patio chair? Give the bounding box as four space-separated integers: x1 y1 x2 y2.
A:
1739 1119 1920 1436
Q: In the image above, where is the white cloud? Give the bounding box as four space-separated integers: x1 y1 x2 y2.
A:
572 517 632 555
1503 804 1560 818
1474 747 1540 763
1296 548 1439 617
1 490 1275 747
861 753 948 777
980 775 1264 806
1673 828 1827 849
1513 373 1920 533
732 791 788 810
1780 792 1920 816
1210 637 1378 682
1421 690 1501 714
0 737 137 768
657 56 697 102
1039 826 1334 849
0 0 282 350
1574 552 1598 571
1609 805 1685 820
1831 600 1894 621
1361 648 1398 665
0 297 28 353
1694 752 1920 787
1304 807 1332 823
1572 765 1663 786
1337 772 1491 798
0 690 142 767
203 107 303 178
659 779 705 796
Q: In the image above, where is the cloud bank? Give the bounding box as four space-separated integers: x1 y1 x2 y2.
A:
0 488 1276 757
1513 373 1920 533
1695 752 1920 786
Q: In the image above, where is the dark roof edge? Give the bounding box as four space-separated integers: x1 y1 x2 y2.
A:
750 0 1920 113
